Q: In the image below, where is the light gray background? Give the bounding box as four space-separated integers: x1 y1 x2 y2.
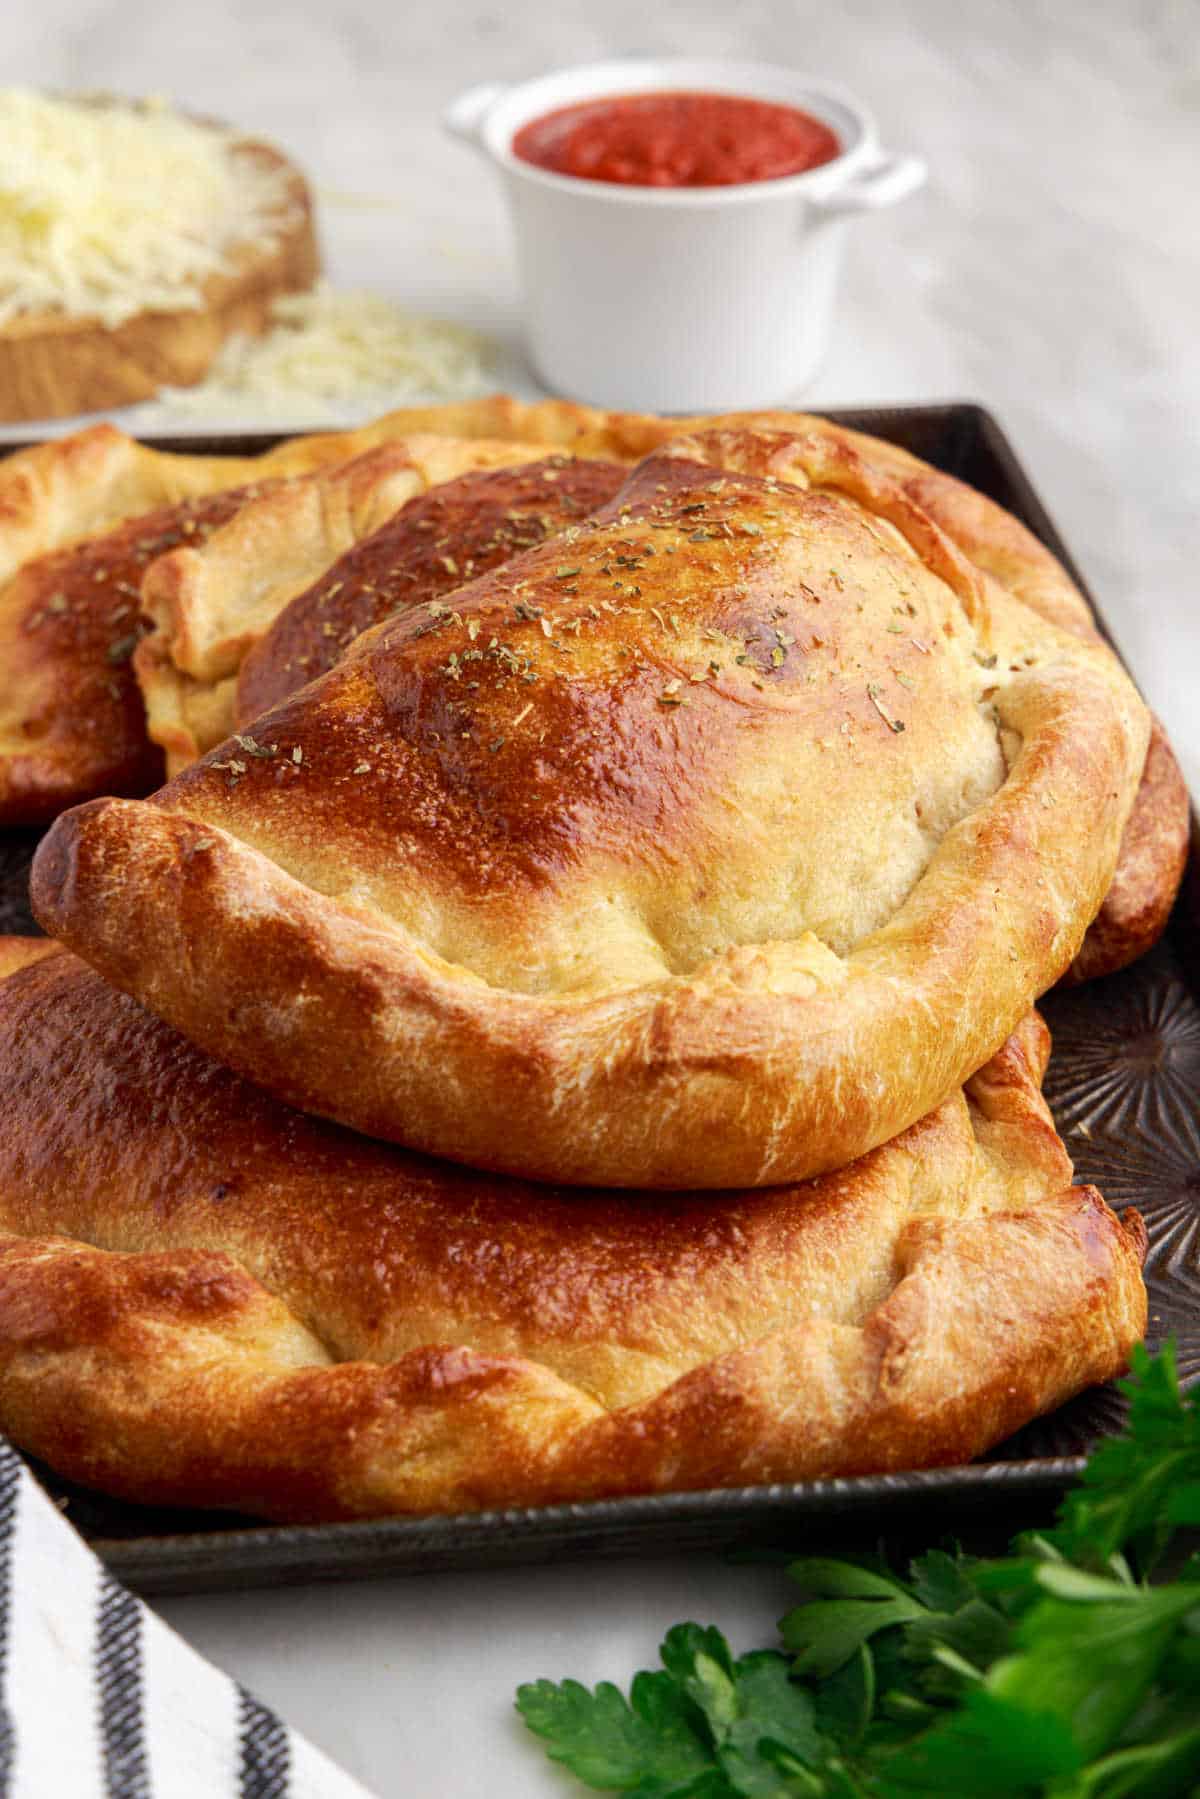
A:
5 2 1198 1793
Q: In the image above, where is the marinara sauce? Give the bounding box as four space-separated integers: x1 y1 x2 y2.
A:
512 91 840 188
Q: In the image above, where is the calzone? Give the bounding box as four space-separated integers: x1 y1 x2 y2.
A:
34 426 1152 1187
0 414 581 820
0 941 1146 1522
146 399 1188 981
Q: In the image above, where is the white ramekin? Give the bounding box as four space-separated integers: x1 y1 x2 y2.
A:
445 59 926 410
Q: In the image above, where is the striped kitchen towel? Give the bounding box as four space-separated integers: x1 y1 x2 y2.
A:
0 1439 375 1798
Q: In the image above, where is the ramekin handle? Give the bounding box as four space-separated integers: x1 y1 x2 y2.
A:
443 83 508 151
813 150 928 215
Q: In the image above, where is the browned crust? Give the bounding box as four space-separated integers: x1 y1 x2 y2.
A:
134 436 575 769
0 948 1146 1520
0 479 286 826
0 938 57 980
279 395 1087 640
1064 715 1190 983
235 456 629 724
32 429 1152 1189
0 421 332 828
0 141 320 423
182 395 1185 983
0 424 568 826
0 396 1183 957
297 398 1185 981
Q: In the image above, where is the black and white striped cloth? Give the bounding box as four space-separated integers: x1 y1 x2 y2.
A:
0 1441 374 1798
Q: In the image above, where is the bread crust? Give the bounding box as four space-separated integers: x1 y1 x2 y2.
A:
0 418 574 823
0 948 1146 1521
0 141 319 423
0 424 285 825
172 396 1188 982
32 427 1152 1188
134 436 579 769
1063 715 1190 983
0 395 1184 957
0 472 288 825
235 456 629 725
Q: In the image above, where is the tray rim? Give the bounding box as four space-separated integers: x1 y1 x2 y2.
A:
94 1458 1088 1597
4 397 1189 1592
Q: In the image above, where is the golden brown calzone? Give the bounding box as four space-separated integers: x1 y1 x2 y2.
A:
0 399 1184 967
0 415 581 821
132 435 576 771
0 942 1146 1522
234 455 629 726
166 398 1188 980
33 426 1152 1188
0 424 288 824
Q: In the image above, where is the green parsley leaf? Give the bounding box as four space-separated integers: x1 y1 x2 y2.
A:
810 1647 874 1752
782 1561 929 1678
1056 1723 1200 1798
518 1344 1200 1799
990 1586 1200 1760
515 1670 715 1793
906 1550 978 1615
877 1688 1083 1792
1045 1342 1200 1575
518 1626 825 1798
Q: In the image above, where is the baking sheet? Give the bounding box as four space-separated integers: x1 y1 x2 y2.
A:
2 402 1195 1593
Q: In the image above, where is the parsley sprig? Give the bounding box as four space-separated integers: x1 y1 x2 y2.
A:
517 1343 1200 1797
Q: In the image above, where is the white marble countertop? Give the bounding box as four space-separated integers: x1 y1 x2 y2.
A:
8 1 1199 1793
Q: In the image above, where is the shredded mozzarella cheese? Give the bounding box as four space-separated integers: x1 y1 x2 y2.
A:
0 89 300 328
139 283 495 420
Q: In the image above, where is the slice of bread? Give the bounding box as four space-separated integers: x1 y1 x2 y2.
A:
0 138 319 423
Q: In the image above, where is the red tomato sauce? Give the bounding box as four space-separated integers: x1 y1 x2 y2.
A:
512 90 841 188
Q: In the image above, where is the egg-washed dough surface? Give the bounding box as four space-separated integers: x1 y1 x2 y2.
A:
0 397 1185 976
0 420 361 823
0 942 1146 1521
138 446 629 777
132 435 583 772
139 394 1189 981
0 413 583 822
234 455 629 727
33 425 1152 1188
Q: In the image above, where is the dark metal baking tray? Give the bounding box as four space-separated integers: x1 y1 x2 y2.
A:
2 402 1196 1594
